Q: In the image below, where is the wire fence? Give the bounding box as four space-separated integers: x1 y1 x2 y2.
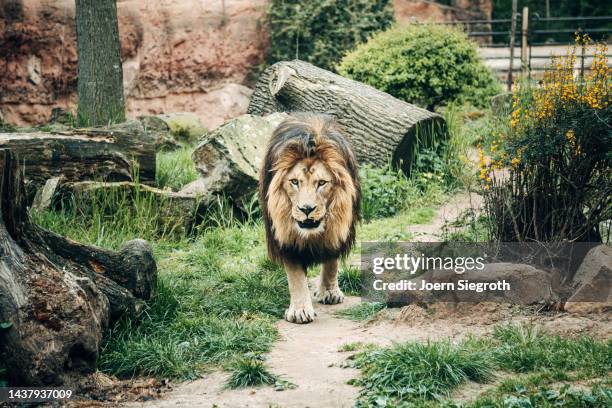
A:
438 11 612 87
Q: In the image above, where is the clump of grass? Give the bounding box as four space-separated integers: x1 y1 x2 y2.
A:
156 145 199 191
360 163 418 222
491 324 611 377
349 338 494 405
339 342 374 353
225 356 278 389
338 264 361 296
336 302 386 322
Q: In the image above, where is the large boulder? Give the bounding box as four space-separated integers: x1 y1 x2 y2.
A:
565 245 612 314
386 263 558 306
187 112 289 206
156 112 208 144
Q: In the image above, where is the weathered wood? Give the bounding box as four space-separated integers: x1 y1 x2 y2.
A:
247 60 447 173
0 120 156 185
0 149 157 386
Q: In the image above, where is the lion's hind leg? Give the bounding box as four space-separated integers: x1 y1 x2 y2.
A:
284 261 316 324
315 259 345 305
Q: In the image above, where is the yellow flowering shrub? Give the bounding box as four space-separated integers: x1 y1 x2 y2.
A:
482 36 611 242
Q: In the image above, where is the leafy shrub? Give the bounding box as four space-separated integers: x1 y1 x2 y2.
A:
267 0 393 71
338 24 502 109
359 164 416 222
481 38 611 242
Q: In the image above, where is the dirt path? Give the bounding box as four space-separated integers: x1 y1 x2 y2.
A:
123 190 609 408
124 295 490 408
126 294 610 408
407 190 482 242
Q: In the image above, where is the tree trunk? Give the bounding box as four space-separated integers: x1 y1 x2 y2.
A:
76 0 125 126
0 149 156 386
0 120 156 186
247 60 447 173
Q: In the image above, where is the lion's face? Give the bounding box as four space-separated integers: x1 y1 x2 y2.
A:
283 159 333 236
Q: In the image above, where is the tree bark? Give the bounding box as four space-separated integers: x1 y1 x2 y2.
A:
0 120 156 185
76 0 125 126
0 149 156 386
247 60 447 173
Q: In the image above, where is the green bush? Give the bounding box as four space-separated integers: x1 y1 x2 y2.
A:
267 0 393 71
338 24 502 109
359 164 416 222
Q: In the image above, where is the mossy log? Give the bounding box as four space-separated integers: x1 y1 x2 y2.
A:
247 60 447 173
0 120 156 186
0 149 157 386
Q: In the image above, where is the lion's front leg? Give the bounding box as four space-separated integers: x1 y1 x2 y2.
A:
284 261 315 324
315 259 345 305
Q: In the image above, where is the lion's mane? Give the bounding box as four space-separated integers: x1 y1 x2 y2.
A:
259 113 361 269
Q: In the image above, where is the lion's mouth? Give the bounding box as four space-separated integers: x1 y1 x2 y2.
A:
297 219 321 229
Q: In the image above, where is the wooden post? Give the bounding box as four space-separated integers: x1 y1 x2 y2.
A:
521 7 529 77
507 0 518 91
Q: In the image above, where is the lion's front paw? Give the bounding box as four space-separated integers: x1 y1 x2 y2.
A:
315 288 345 305
285 303 316 324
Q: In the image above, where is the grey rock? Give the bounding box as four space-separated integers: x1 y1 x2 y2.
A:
189 112 289 205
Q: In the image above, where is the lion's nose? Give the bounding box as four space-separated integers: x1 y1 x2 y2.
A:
299 205 316 216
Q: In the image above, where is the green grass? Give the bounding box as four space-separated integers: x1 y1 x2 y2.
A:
338 264 361 296
335 302 386 322
491 324 611 377
348 338 494 406
465 384 612 408
32 185 189 251
346 324 612 406
156 146 199 191
225 356 278 389
97 224 289 379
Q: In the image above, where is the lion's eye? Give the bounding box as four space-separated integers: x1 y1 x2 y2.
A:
318 180 327 187
290 179 299 186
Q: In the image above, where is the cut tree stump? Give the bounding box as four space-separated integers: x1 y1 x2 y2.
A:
0 149 157 386
248 60 447 173
0 120 156 186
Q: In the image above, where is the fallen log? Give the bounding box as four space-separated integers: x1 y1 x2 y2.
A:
0 149 157 386
247 60 447 173
0 120 156 186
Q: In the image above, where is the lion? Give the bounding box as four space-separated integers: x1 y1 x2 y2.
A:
259 113 361 324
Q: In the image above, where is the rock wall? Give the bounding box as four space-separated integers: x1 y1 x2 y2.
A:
1 1 490 129
0 0 267 129
394 0 492 24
